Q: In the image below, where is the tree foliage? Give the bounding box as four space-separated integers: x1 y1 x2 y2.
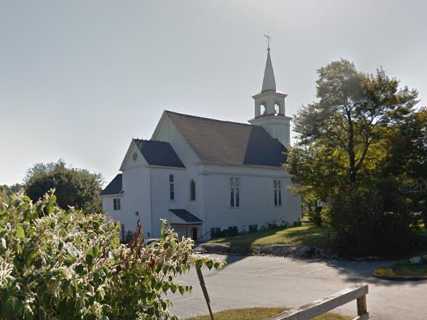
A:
0 184 23 198
287 59 426 256
24 160 103 212
0 192 219 319
384 107 427 226
293 59 418 185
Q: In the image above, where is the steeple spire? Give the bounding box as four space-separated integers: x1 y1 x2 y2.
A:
250 42 290 146
261 45 276 92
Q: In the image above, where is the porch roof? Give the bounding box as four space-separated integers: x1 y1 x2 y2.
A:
169 209 202 225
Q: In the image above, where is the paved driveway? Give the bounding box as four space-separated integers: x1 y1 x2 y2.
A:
172 255 427 320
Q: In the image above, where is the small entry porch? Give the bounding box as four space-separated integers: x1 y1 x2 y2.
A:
169 209 202 242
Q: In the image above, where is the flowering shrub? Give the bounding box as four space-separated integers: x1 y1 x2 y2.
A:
0 192 219 319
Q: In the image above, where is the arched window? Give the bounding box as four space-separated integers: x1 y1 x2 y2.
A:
190 179 196 201
273 179 282 207
169 174 175 200
230 177 240 208
260 104 266 115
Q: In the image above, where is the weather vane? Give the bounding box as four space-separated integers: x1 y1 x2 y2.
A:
264 34 271 50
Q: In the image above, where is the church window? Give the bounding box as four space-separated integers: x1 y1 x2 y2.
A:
169 174 175 200
113 198 121 210
190 179 196 201
274 180 282 207
230 177 240 208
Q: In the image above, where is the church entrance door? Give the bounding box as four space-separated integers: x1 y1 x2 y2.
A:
191 227 198 241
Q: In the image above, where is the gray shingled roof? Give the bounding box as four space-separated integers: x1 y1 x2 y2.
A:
101 173 122 195
134 139 185 168
166 111 286 167
169 209 202 224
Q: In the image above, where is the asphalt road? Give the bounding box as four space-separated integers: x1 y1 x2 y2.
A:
171 255 427 320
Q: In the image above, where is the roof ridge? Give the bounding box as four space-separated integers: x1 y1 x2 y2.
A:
165 110 253 127
133 138 172 144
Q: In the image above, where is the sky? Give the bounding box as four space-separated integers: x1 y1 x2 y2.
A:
1 0 426 186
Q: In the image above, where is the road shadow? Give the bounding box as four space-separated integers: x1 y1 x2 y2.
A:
223 254 247 266
291 257 427 287
199 254 249 278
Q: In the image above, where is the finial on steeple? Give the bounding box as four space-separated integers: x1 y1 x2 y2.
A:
264 34 271 51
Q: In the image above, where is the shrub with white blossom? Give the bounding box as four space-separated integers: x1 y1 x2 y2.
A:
0 192 219 319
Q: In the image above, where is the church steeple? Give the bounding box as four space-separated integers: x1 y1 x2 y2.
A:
261 48 276 92
252 46 286 117
249 43 291 147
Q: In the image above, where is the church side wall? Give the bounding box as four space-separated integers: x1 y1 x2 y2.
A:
121 165 152 238
150 114 207 239
149 167 187 238
200 165 301 238
102 194 124 223
149 165 206 239
103 141 153 239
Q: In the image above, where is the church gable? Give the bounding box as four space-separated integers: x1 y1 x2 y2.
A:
120 140 148 171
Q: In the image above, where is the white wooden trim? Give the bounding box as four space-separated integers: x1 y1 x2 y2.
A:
270 285 369 320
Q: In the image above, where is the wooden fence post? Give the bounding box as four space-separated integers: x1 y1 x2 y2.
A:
357 294 368 319
196 265 214 320
269 285 369 320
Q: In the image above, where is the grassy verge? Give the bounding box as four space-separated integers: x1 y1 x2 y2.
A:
186 307 350 320
374 260 427 280
208 223 334 253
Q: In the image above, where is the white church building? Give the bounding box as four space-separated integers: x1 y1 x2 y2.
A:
101 47 301 241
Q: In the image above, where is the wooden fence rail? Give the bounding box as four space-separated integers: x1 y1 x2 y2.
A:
269 285 369 320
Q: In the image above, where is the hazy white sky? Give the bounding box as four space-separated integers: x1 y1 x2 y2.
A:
1 0 426 185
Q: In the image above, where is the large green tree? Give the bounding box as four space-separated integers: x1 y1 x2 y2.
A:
293 59 418 186
24 160 103 212
288 60 423 256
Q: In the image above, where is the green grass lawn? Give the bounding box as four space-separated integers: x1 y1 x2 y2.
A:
208 223 334 253
186 308 350 320
374 260 427 279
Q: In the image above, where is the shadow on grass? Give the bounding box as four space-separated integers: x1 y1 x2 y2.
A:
210 223 336 254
